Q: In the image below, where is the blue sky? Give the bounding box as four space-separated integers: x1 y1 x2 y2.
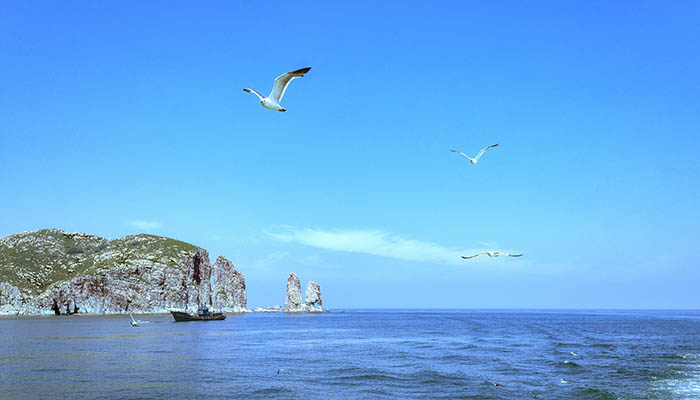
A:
1 2 699 308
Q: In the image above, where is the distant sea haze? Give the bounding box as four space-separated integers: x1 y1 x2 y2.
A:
2 309 699 399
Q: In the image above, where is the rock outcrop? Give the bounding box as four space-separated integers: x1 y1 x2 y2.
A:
212 256 247 312
304 281 322 309
0 229 249 315
284 272 323 312
285 272 303 311
253 305 282 313
0 282 26 315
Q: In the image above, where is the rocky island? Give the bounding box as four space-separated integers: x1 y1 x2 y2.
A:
284 272 324 312
0 229 248 315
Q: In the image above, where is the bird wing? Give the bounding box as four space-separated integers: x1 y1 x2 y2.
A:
450 149 472 160
243 88 264 101
474 144 499 161
507 253 523 257
269 67 311 103
461 253 486 259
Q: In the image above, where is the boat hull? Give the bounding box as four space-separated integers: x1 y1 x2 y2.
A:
170 311 226 322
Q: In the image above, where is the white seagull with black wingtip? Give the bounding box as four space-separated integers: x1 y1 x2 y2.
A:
243 67 311 112
450 144 499 165
461 251 523 260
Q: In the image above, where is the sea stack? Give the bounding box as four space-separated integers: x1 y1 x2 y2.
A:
285 272 303 311
304 281 322 309
212 256 248 312
285 272 323 312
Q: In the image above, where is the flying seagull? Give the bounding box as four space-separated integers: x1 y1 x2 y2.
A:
129 312 139 327
461 251 523 260
243 67 311 112
450 144 499 165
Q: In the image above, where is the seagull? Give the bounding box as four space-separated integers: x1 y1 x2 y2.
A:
243 67 311 112
129 313 139 327
450 144 499 165
461 251 523 260
277 368 288 374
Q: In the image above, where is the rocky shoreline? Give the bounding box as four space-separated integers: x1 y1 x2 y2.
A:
0 229 327 316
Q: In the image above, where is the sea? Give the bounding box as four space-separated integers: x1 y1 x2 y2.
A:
1 310 699 399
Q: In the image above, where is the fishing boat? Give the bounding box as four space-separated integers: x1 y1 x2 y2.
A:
170 306 226 322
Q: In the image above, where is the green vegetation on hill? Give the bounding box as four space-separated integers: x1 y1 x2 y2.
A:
0 229 202 295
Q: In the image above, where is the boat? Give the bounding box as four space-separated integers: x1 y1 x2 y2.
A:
170 306 226 322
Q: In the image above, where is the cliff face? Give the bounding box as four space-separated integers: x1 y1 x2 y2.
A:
284 272 323 312
212 256 247 312
304 281 322 309
285 272 303 311
0 229 249 315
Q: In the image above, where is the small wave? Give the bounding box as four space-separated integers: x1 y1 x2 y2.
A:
326 366 384 375
29 333 192 341
0 355 40 361
555 342 580 347
557 360 584 369
439 354 468 362
250 386 295 396
588 343 615 351
330 373 406 383
358 388 395 397
408 370 469 387
665 353 697 360
325 366 408 384
571 387 618 399
30 367 70 373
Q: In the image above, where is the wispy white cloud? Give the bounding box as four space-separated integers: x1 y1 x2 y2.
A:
267 227 481 265
478 240 499 248
300 254 323 266
249 251 289 269
210 234 258 245
127 220 162 230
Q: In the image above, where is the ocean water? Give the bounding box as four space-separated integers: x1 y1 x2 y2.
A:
1 310 699 399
